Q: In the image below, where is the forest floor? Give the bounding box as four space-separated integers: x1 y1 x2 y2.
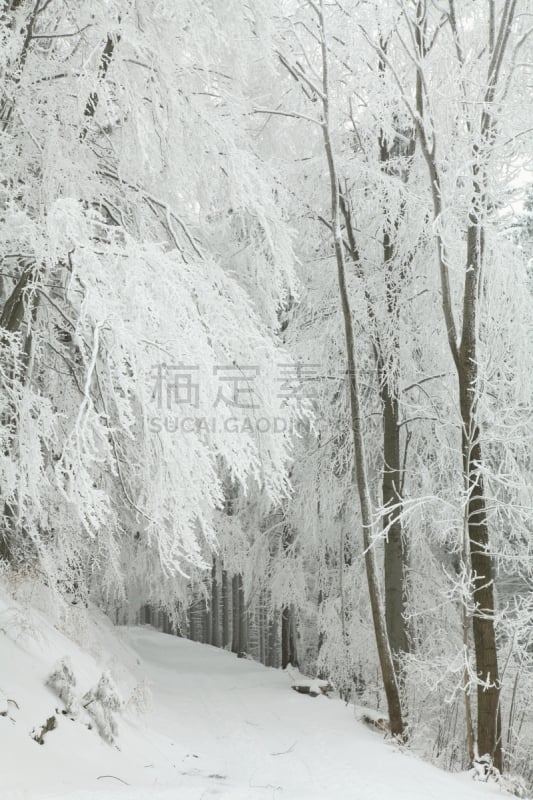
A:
0 583 512 800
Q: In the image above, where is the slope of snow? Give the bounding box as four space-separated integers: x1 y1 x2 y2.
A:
0 583 515 800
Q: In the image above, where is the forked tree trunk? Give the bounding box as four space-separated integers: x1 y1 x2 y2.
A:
376 42 420 666
402 2 513 764
316 0 404 737
338 88 413 672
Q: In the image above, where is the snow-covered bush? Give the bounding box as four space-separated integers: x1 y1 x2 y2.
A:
46 658 78 717
82 672 122 745
126 679 153 717
499 773 529 799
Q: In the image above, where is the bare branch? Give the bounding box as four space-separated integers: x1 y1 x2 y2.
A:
252 107 322 127
31 23 92 40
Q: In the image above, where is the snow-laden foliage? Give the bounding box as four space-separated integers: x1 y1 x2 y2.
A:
0 0 302 603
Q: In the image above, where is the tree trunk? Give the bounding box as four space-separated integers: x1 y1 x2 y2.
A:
259 591 265 664
0 267 39 564
411 2 508 756
238 575 248 655
281 604 298 669
222 568 230 648
378 119 411 665
381 379 408 661
231 574 241 654
459 225 501 768
316 0 404 737
267 608 278 668
376 61 415 667
203 599 210 645
462 605 475 764
211 558 221 648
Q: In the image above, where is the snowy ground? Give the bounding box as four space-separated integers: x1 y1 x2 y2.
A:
0 587 512 800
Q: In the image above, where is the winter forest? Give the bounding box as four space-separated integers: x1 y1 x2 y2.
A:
1 1 533 798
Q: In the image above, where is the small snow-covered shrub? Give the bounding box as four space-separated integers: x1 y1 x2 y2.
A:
30 715 57 745
0 604 41 644
46 657 78 717
470 759 527 799
82 672 122 745
126 679 153 716
499 773 528 798
471 755 500 785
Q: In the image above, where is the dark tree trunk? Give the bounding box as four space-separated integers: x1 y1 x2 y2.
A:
376 71 415 667
231 574 240 654
211 558 220 648
0 534 10 562
381 378 408 661
281 604 298 669
459 223 501 769
203 593 210 645
238 575 248 654
267 609 278 668
259 591 265 664
380 221 408 666
410 2 511 764
280 526 299 669
222 569 230 648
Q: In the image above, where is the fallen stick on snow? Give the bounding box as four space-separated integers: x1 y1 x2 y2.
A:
96 775 130 785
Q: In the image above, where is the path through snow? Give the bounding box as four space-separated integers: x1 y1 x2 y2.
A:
55 628 504 799
1 617 507 800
